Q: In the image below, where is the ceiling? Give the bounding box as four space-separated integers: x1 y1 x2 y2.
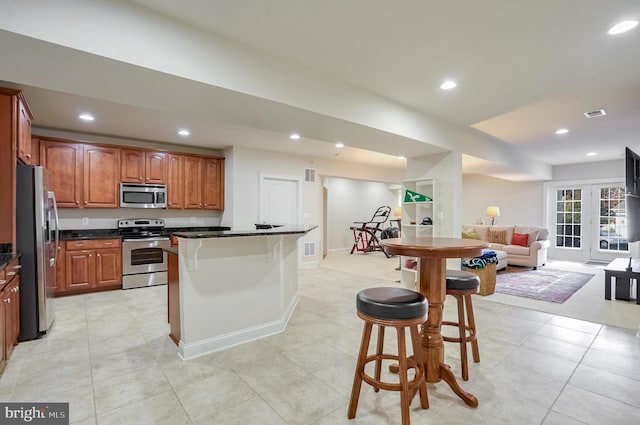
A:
3 0 640 177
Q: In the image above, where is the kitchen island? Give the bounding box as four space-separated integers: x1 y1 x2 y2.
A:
167 225 317 360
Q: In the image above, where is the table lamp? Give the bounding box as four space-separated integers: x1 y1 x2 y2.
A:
486 206 500 225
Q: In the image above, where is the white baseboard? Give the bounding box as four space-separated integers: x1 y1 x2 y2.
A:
178 295 300 360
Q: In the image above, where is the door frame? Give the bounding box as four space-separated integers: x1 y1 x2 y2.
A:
259 173 303 225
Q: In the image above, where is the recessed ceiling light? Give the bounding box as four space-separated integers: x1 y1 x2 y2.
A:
335 143 344 148
397 155 406 160
440 80 457 90
555 128 569 135
290 133 301 140
178 129 190 136
608 20 638 35
587 152 597 156
78 113 94 121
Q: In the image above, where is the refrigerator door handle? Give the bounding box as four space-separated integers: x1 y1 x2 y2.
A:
50 191 60 265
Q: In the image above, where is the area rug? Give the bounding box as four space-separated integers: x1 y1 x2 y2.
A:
495 268 595 303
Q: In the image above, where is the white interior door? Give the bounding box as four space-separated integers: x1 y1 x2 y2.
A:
260 174 301 225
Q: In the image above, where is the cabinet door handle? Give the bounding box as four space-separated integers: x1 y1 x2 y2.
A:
75 200 79 205
14 265 22 269
26 153 32 159
7 271 16 276
103 242 113 246
89 254 92 258
0 280 6 285
3 298 10 304
12 287 18 293
139 177 143 181
97 254 101 257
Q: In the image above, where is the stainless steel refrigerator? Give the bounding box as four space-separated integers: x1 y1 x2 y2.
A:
16 165 58 340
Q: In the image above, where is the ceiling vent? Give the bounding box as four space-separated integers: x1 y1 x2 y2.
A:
584 109 607 118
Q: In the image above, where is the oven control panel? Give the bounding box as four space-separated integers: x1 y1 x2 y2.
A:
118 219 165 228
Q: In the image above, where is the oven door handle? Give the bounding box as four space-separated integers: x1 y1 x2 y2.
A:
123 237 170 243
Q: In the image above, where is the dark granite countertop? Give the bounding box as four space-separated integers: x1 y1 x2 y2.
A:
60 229 120 241
0 252 20 271
173 225 318 239
59 226 232 241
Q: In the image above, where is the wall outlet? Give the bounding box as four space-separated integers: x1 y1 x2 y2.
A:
82 217 89 226
190 217 196 223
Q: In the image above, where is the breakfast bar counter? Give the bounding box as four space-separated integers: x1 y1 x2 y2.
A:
167 225 316 360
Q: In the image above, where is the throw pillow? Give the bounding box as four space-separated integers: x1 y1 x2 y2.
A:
511 232 529 247
487 229 507 244
462 231 478 239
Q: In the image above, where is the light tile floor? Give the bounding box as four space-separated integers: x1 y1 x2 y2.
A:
1 253 639 424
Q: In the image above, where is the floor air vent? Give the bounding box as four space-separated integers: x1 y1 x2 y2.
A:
583 109 607 118
304 168 316 182
304 241 316 257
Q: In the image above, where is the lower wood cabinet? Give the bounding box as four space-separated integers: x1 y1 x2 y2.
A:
1 258 20 374
58 239 122 295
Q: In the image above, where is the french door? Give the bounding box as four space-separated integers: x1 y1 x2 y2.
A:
547 181 628 262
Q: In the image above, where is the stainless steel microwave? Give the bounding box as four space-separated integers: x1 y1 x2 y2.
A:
120 183 167 208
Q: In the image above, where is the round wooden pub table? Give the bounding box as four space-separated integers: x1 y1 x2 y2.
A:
381 237 488 407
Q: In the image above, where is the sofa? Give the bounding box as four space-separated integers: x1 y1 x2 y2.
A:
462 224 550 269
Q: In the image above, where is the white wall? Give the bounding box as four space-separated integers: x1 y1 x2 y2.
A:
408 151 461 237
324 177 398 250
462 174 544 226
552 159 624 181
226 146 403 266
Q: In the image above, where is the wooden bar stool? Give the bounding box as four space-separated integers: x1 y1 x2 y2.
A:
442 270 481 381
348 287 428 425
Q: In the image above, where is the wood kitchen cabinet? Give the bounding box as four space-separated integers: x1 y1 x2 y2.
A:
0 258 21 374
184 155 203 208
167 154 184 209
0 87 32 247
41 139 120 208
182 155 224 210
121 149 167 184
17 96 33 164
203 157 224 209
40 139 83 207
62 239 121 294
84 144 120 208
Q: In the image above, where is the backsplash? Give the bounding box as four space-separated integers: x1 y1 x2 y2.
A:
58 208 223 230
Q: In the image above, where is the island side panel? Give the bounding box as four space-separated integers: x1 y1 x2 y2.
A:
177 234 300 358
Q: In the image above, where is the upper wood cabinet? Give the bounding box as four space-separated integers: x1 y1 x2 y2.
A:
36 136 223 210
120 149 167 184
184 155 203 209
167 154 184 209
145 152 167 184
83 144 120 208
0 88 32 247
40 140 83 208
41 140 119 208
203 158 224 210
17 97 33 164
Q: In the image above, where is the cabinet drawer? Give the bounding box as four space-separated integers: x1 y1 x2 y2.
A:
66 239 121 250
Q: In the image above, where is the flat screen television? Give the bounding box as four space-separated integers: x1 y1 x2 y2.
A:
626 147 640 242
625 147 640 197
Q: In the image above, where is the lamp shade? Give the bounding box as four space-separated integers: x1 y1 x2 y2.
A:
394 206 402 218
486 206 500 217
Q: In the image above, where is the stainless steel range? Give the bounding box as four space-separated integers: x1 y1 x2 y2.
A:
118 218 170 289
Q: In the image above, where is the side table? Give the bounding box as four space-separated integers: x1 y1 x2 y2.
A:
604 257 640 304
